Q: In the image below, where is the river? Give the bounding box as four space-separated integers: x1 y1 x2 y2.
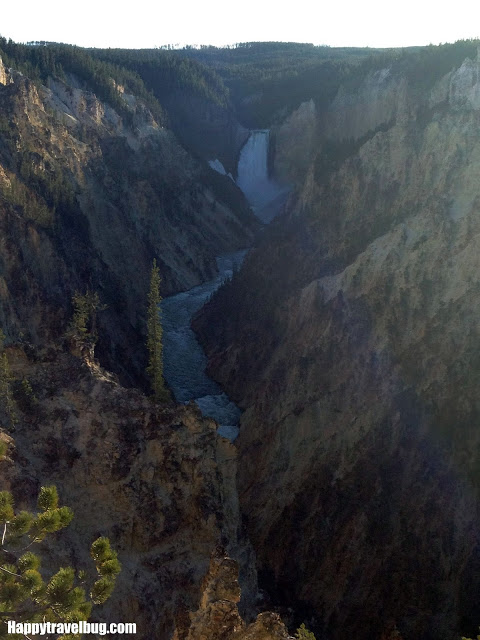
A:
161 250 246 440
161 130 287 440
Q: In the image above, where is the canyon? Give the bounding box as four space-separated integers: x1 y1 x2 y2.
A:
195 45 480 639
1 38 480 640
0 51 257 388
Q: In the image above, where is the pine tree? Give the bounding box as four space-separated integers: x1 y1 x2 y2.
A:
0 484 121 640
0 330 17 428
295 623 317 640
146 259 167 401
68 291 103 347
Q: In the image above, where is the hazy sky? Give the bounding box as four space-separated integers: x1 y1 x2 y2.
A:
2 0 480 49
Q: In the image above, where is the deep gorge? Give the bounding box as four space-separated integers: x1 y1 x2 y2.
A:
1 38 480 640
162 128 287 441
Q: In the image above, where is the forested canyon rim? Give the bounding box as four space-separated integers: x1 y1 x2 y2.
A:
1 38 480 640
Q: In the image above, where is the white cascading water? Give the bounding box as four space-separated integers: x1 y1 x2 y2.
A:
208 159 235 182
236 130 287 221
162 130 288 441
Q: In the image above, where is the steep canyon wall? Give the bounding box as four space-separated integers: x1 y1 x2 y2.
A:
194 49 480 639
0 52 260 640
0 56 256 387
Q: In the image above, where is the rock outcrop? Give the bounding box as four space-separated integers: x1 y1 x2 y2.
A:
172 550 293 640
0 344 255 640
0 56 11 86
194 48 480 640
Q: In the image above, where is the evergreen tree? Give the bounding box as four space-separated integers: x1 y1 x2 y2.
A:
0 330 17 428
146 259 167 401
295 623 316 640
67 291 105 353
0 485 121 640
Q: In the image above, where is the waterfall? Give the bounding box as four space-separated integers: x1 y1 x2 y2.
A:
160 131 289 442
236 130 287 221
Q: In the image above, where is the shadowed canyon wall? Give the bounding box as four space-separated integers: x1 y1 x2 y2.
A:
4 40 480 640
194 48 480 640
0 55 257 387
0 50 259 640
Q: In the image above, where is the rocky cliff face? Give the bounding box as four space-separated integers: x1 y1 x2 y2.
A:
271 99 317 185
0 344 256 640
0 56 11 86
0 53 274 639
0 47 312 640
162 91 250 176
0 56 256 386
173 549 293 640
194 48 480 639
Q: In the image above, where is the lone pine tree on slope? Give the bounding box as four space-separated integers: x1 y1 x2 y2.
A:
0 330 17 428
147 259 168 402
